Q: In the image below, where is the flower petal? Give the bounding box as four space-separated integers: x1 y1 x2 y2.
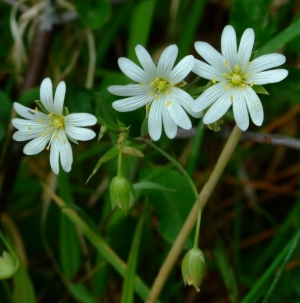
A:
118 57 150 83
40 78 54 113
192 59 224 81
247 69 288 85
53 81 66 114
232 89 249 131
237 28 254 70
112 94 153 112
12 118 49 132
203 90 232 124
245 86 264 126
59 133 73 173
50 137 60 174
157 45 178 79
13 102 50 121
135 45 157 79
166 99 192 130
169 55 194 84
65 113 97 127
221 25 237 70
170 87 202 118
23 135 49 155
65 125 96 141
162 105 177 139
108 84 153 96
192 82 227 112
247 53 286 73
148 99 163 141
194 41 228 73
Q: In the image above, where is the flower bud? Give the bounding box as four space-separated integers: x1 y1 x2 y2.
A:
181 248 205 292
109 175 135 213
0 251 18 279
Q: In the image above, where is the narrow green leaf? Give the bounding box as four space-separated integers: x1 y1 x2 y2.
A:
86 146 119 183
133 181 174 192
127 0 156 60
59 171 81 280
75 0 110 29
12 264 36 303
68 283 96 303
121 208 146 303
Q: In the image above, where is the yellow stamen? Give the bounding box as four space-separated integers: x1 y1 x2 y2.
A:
230 96 234 102
212 78 216 84
224 60 228 66
36 119 42 123
166 101 172 107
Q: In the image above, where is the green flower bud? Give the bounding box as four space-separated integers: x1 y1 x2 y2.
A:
109 175 135 213
181 248 205 292
0 251 18 279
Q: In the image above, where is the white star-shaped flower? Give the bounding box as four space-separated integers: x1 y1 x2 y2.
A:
108 44 201 141
192 25 288 131
12 78 97 174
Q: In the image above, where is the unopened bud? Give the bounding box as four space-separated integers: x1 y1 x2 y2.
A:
181 248 205 292
0 251 18 279
109 175 135 213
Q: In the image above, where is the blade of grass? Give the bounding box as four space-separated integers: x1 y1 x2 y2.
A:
127 0 156 60
241 230 300 303
121 204 146 303
257 17 300 55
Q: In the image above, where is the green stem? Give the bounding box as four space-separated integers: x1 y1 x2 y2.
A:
146 125 243 303
117 131 129 176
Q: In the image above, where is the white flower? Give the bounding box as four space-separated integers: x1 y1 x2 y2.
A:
192 25 288 131
12 78 97 174
108 44 201 141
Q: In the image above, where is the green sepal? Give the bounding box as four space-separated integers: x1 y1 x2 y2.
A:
68 137 79 145
252 85 269 95
63 107 70 115
86 146 119 183
250 50 257 61
121 146 144 158
97 117 128 133
34 100 49 114
175 80 187 88
98 125 107 142
207 118 223 132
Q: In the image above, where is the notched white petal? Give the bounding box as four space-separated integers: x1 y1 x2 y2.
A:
135 44 157 79
245 87 264 126
237 28 254 69
118 57 150 83
108 84 152 97
221 25 237 69
53 81 66 114
169 55 194 84
65 113 97 127
40 77 54 113
23 136 49 155
157 44 178 78
248 69 288 85
65 126 96 141
112 94 153 112
148 100 163 141
247 53 286 73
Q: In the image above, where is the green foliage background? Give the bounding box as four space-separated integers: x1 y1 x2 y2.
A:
1 0 300 302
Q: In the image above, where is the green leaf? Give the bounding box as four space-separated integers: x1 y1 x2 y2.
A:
127 0 156 60
146 169 194 246
97 117 127 133
133 181 174 192
59 172 81 280
68 283 96 303
121 208 146 303
34 100 48 114
75 0 110 29
12 264 36 303
86 146 119 183
252 85 269 95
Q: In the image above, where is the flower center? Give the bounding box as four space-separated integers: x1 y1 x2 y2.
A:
223 64 251 90
150 77 172 94
50 114 65 129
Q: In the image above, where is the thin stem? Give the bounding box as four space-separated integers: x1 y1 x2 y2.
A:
146 125 243 303
117 131 129 176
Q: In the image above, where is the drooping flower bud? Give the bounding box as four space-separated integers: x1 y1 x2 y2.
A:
109 175 135 214
181 248 205 292
0 251 18 279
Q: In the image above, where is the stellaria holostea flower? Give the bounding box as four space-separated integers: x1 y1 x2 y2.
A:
108 44 201 141
192 25 288 130
12 78 97 174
